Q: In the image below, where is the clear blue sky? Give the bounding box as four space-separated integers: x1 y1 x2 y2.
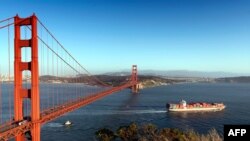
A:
0 0 250 74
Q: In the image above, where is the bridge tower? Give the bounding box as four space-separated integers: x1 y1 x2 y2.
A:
14 14 40 141
131 65 139 94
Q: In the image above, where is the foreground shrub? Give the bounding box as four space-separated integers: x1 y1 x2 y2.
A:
95 128 116 141
95 123 223 141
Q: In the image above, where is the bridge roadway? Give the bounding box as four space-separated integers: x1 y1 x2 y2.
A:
0 82 137 140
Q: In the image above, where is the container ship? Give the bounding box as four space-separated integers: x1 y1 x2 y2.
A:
167 100 225 112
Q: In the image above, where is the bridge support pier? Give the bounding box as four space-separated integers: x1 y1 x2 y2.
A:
14 14 40 141
31 123 41 141
15 135 25 141
132 84 139 94
131 65 139 94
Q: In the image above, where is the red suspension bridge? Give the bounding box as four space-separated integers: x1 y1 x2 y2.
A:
0 14 139 141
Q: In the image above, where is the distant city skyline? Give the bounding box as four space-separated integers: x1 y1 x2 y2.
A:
0 0 250 74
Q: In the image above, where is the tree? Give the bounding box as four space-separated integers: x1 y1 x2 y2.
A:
95 128 116 141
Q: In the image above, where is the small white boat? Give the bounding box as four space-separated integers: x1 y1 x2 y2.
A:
64 120 72 126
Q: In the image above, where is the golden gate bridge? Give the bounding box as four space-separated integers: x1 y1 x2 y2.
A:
0 14 139 141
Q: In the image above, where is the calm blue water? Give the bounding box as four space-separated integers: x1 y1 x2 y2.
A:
39 83 250 141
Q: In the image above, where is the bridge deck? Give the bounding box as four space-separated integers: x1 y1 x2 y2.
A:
0 82 137 140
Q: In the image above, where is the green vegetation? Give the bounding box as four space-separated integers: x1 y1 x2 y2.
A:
95 123 223 141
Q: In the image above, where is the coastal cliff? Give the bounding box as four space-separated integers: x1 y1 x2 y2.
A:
136 75 183 89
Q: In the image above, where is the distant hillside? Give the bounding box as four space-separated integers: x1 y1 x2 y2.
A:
39 75 185 88
39 75 127 86
103 70 249 78
215 76 250 83
137 75 186 88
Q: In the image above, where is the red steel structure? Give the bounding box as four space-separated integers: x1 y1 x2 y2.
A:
0 14 139 141
131 65 139 93
14 14 40 141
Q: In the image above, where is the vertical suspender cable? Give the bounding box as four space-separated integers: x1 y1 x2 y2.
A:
8 19 11 120
47 32 49 109
40 23 43 111
41 24 44 111
66 53 69 102
52 39 54 109
61 47 63 104
73 61 75 101
0 63 2 124
61 49 63 104
56 43 59 106
77 65 79 100
75 61 78 99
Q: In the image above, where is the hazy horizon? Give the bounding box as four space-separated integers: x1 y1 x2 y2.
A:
99 69 250 77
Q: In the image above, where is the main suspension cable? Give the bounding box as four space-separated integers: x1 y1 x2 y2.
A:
0 16 14 23
25 25 80 74
37 18 110 86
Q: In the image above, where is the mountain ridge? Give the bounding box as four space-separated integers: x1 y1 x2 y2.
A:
103 70 249 78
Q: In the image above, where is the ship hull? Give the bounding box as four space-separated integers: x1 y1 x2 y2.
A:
168 106 226 112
